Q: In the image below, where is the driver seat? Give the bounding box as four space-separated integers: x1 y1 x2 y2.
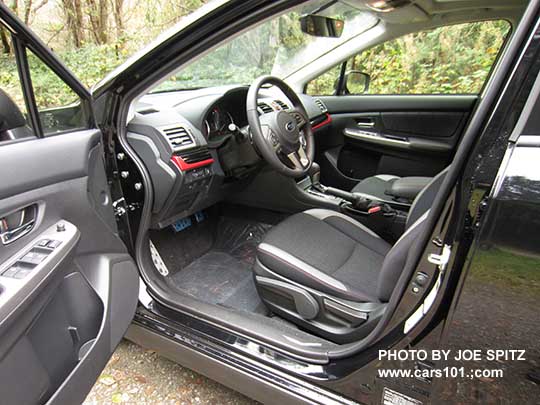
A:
253 168 448 343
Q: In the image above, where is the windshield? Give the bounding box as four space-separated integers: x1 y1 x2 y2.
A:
151 2 378 92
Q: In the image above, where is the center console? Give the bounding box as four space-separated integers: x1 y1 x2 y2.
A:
297 163 410 242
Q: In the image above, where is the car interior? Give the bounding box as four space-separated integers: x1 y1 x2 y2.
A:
116 0 528 359
0 0 533 402
0 0 525 382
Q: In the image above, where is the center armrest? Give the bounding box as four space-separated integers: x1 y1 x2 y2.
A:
386 176 432 201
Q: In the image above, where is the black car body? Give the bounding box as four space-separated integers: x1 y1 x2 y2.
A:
0 1 538 404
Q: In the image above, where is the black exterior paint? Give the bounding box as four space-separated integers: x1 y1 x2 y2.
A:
435 141 540 403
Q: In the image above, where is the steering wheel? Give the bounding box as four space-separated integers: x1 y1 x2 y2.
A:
247 75 314 177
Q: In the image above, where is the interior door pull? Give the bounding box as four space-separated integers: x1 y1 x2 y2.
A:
0 219 35 245
356 121 375 128
0 205 37 245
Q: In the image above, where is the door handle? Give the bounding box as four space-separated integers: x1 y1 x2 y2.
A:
0 204 37 245
357 121 375 128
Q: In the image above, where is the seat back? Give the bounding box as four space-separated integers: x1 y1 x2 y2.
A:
406 168 449 229
376 167 449 301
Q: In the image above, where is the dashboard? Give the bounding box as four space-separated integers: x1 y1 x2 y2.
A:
126 85 329 229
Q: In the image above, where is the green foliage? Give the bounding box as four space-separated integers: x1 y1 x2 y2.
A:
0 45 125 109
0 13 511 110
154 12 309 91
308 20 511 96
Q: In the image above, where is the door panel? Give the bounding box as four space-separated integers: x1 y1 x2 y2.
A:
0 130 138 405
313 95 477 190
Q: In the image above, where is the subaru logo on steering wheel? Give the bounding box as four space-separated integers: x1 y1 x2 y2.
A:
285 121 296 131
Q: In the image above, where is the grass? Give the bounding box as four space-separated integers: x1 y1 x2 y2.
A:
469 247 540 296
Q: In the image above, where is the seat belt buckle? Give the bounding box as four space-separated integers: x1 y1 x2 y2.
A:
368 203 396 217
368 205 382 214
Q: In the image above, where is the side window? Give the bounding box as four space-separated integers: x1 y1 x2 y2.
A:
26 49 87 135
0 38 33 142
306 20 511 96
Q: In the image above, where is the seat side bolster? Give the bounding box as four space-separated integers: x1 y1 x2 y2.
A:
377 210 430 301
256 245 378 304
257 243 348 291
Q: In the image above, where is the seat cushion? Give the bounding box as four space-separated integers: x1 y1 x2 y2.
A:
351 174 400 200
256 209 391 302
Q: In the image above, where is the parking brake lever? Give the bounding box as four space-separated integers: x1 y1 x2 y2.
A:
323 186 395 216
322 186 370 208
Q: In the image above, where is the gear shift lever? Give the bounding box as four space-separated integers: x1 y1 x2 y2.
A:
308 162 321 186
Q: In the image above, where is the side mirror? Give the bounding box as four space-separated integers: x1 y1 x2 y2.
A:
343 71 370 94
300 15 345 38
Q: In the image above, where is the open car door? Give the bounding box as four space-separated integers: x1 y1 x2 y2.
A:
0 5 139 404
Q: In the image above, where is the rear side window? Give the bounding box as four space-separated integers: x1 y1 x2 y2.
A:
0 40 33 142
0 19 89 140
306 20 511 96
26 49 87 135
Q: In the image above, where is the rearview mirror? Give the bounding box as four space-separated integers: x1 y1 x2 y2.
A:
300 15 345 38
343 71 370 94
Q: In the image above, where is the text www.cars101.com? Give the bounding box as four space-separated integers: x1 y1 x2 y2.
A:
378 367 504 380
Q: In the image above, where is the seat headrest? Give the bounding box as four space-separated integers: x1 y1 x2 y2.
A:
0 88 26 132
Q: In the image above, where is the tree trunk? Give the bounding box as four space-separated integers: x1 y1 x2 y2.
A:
24 0 33 24
0 27 11 54
113 0 123 41
0 0 11 53
98 0 108 43
86 0 108 44
60 0 83 47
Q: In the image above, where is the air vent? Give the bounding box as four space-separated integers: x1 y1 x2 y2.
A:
162 125 194 151
314 98 328 114
273 100 289 110
178 148 212 164
138 108 159 115
257 102 273 114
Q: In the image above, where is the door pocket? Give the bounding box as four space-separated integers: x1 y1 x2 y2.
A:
0 272 103 403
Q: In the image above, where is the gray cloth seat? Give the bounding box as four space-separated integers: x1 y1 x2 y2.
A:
255 168 449 306
257 210 391 302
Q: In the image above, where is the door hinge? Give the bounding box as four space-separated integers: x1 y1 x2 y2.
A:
428 244 452 271
113 197 128 217
113 198 141 218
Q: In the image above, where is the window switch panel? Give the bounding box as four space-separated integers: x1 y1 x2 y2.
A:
19 251 48 266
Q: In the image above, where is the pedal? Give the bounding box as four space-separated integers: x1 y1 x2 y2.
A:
194 211 205 223
171 217 192 232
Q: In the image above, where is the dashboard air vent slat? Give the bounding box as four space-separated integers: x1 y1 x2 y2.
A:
257 102 273 114
273 100 289 110
163 125 194 150
178 148 212 164
314 98 328 114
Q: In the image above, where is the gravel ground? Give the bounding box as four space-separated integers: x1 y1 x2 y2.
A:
84 339 259 405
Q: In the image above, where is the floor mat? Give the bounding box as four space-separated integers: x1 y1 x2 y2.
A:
170 250 267 314
149 216 216 274
214 217 272 266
